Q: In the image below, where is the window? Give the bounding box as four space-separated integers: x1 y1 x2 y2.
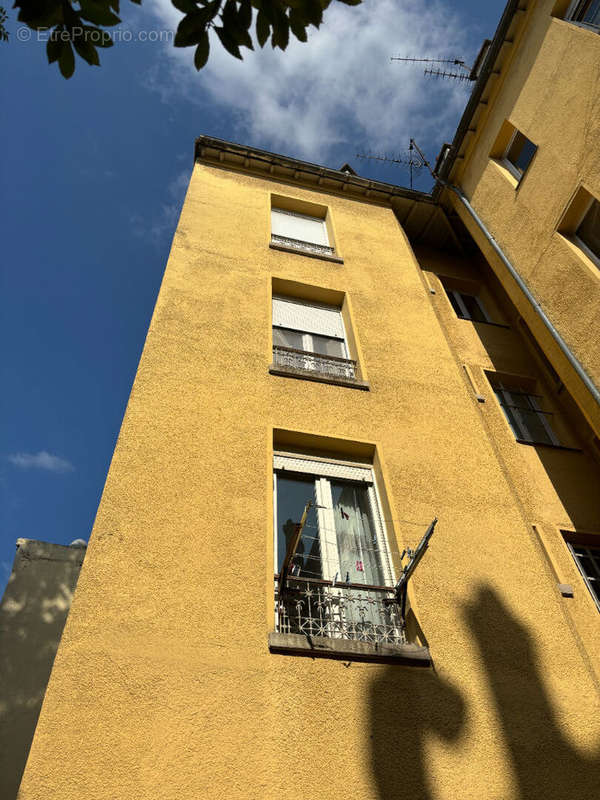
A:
445 288 491 323
566 0 600 30
271 207 334 257
273 454 403 645
493 383 560 445
272 295 356 380
575 197 600 266
503 130 537 181
564 536 600 611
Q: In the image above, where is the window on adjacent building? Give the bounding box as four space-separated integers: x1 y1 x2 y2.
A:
445 288 491 323
273 453 402 645
272 295 356 380
566 0 600 30
493 383 560 446
563 535 600 612
503 130 537 180
271 207 334 257
575 197 600 265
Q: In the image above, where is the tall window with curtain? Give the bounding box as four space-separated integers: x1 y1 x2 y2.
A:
273 453 403 645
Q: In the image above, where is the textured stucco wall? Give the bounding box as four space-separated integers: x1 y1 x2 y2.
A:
0 539 85 799
452 2 600 429
18 162 600 800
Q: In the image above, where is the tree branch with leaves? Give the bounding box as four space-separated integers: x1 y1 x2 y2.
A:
12 0 362 78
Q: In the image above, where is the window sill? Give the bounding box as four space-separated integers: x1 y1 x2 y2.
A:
269 365 370 390
269 242 344 264
515 439 582 453
268 632 431 666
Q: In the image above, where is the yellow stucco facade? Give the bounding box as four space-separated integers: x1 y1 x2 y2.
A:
17 2 600 798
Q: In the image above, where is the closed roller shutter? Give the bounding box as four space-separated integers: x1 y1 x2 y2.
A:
272 296 344 338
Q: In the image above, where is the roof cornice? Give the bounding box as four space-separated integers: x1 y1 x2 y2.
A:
194 135 435 207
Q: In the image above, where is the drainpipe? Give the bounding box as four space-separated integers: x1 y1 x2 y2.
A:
441 180 600 408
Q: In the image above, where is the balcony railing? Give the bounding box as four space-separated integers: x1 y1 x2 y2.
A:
272 345 356 380
271 234 336 258
275 576 405 647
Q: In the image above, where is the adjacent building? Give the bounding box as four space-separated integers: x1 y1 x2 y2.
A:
16 1 599 798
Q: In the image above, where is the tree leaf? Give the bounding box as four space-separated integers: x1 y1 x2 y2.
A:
289 8 307 42
238 0 251 30
84 25 113 47
256 8 270 47
214 24 242 59
194 30 209 69
73 34 100 65
78 0 121 26
58 40 75 78
174 11 209 47
46 32 62 64
270 13 289 50
172 0 199 13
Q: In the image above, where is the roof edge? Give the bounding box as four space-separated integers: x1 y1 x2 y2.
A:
194 135 435 206
434 0 525 187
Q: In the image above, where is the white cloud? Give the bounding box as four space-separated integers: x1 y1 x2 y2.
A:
7 451 75 473
141 0 474 163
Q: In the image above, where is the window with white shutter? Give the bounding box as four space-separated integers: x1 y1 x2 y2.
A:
271 296 356 380
271 208 335 257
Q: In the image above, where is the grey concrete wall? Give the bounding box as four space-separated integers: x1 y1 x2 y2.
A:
0 539 85 800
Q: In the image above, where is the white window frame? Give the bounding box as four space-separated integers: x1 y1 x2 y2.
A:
573 196 600 270
494 383 560 445
272 454 395 589
565 0 600 31
447 289 491 322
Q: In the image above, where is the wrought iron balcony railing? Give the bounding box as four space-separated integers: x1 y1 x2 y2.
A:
272 345 357 380
271 234 336 258
275 576 405 647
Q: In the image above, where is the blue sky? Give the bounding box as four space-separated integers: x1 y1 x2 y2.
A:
0 0 505 594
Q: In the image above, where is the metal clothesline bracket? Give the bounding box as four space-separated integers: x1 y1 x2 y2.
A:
393 517 438 624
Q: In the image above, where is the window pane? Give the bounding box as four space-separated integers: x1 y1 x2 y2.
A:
276 475 321 578
576 199 600 262
517 408 554 445
574 0 600 25
273 327 304 350
271 209 329 246
461 294 488 323
494 389 522 438
310 334 346 358
446 290 466 318
330 481 385 586
507 132 536 175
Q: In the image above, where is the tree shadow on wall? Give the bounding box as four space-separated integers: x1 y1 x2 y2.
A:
370 585 600 800
369 663 466 800
463 586 600 800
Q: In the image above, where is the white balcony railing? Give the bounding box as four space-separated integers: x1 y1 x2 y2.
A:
271 234 336 258
272 345 356 381
276 577 405 647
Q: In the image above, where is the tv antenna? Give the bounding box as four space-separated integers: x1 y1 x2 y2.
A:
356 139 436 190
355 140 425 190
391 55 475 83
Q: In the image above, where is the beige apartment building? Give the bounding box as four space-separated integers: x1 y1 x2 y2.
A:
15 1 600 798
